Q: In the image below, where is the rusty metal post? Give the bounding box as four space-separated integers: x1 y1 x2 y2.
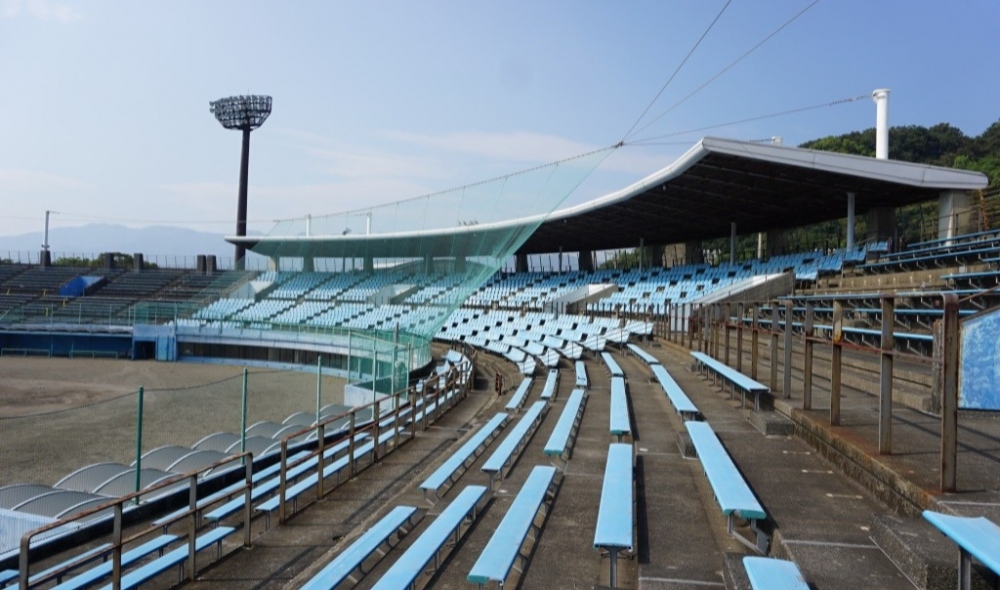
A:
712 304 721 358
941 294 959 492
278 442 288 525
879 297 895 454
751 303 759 379
243 457 253 547
783 300 793 398
316 422 326 497
687 303 695 350
770 302 779 390
803 302 814 410
187 474 198 580
831 301 844 426
736 302 744 372
724 302 731 365
112 503 123 590
348 411 357 478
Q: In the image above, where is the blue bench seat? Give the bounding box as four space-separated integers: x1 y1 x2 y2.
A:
626 343 660 365
370 485 486 590
203 435 368 525
52 535 178 590
299 506 418 590
609 377 631 441
255 431 395 524
923 510 1000 590
418 413 508 499
743 556 808 590
574 360 588 389
594 443 633 588
539 369 559 400
16 542 113 587
482 401 546 488
153 450 312 530
691 352 768 411
504 378 533 412
651 365 699 420
543 389 587 463
601 352 624 378
96 526 235 590
467 466 557 588
686 422 769 553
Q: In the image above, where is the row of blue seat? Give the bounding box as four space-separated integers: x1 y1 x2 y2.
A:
691 351 769 411
601 351 624 378
575 359 588 388
504 377 533 412
593 443 634 587
482 401 547 489
419 413 509 499
610 376 631 442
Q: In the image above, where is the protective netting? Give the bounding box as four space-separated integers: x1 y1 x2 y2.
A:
163 147 613 390
0 366 345 494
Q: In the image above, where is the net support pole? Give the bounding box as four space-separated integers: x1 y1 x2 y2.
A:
134 386 144 500
941 293 959 492
316 356 322 424
241 368 248 459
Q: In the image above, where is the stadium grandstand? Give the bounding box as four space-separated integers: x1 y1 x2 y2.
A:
3 127 1000 590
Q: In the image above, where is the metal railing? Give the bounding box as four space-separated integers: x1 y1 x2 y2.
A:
20 452 254 590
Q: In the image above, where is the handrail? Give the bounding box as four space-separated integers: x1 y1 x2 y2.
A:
20 451 254 590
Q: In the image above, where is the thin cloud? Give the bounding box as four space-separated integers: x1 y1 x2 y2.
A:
1 0 81 22
0 168 90 192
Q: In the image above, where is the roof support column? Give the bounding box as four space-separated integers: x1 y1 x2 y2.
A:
558 246 563 274
867 207 897 243
578 250 594 272
846 192 856 251
684 240 704 265
938 190 973 245
515 253 529 273
363 255 373 272
729 222 737 263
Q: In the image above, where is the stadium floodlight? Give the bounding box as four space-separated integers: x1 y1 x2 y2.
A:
210 95 272 268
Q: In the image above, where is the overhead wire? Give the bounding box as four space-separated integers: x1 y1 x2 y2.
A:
626 93 868 145
620 0 733 143
627 0 822 140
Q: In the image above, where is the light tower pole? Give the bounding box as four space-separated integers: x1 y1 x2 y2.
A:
210 95 272 269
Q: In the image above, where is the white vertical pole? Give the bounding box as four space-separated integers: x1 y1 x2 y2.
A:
873 88 890 160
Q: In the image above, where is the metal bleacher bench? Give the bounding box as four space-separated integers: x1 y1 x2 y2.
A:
370 485 486 590
610 376 631 442
467 466 558 588
50 535 178 590
254 431 395 525
626 343 660 365
482 401 546 489
923 510 1000 590
601 351 625 378
299 505 418 590
742 556 809 590
651 364 699 420
543 389 587 465
575 360 588 389
418 413 508 500
686 421 769 553
200 435 368 528
504 377 533 413
594 443 634 588
691 351 769 411
96 526 235 590
540 368 559 400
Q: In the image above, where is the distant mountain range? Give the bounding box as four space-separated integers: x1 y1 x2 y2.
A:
0 224 264 265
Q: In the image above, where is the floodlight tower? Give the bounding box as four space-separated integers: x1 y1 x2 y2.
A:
210 95 272 268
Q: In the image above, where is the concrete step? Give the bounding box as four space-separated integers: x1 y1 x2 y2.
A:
748 410 794 436
870 513 998 589
722 552 751 590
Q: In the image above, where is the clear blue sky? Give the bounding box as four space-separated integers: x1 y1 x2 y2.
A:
1 0 998 238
